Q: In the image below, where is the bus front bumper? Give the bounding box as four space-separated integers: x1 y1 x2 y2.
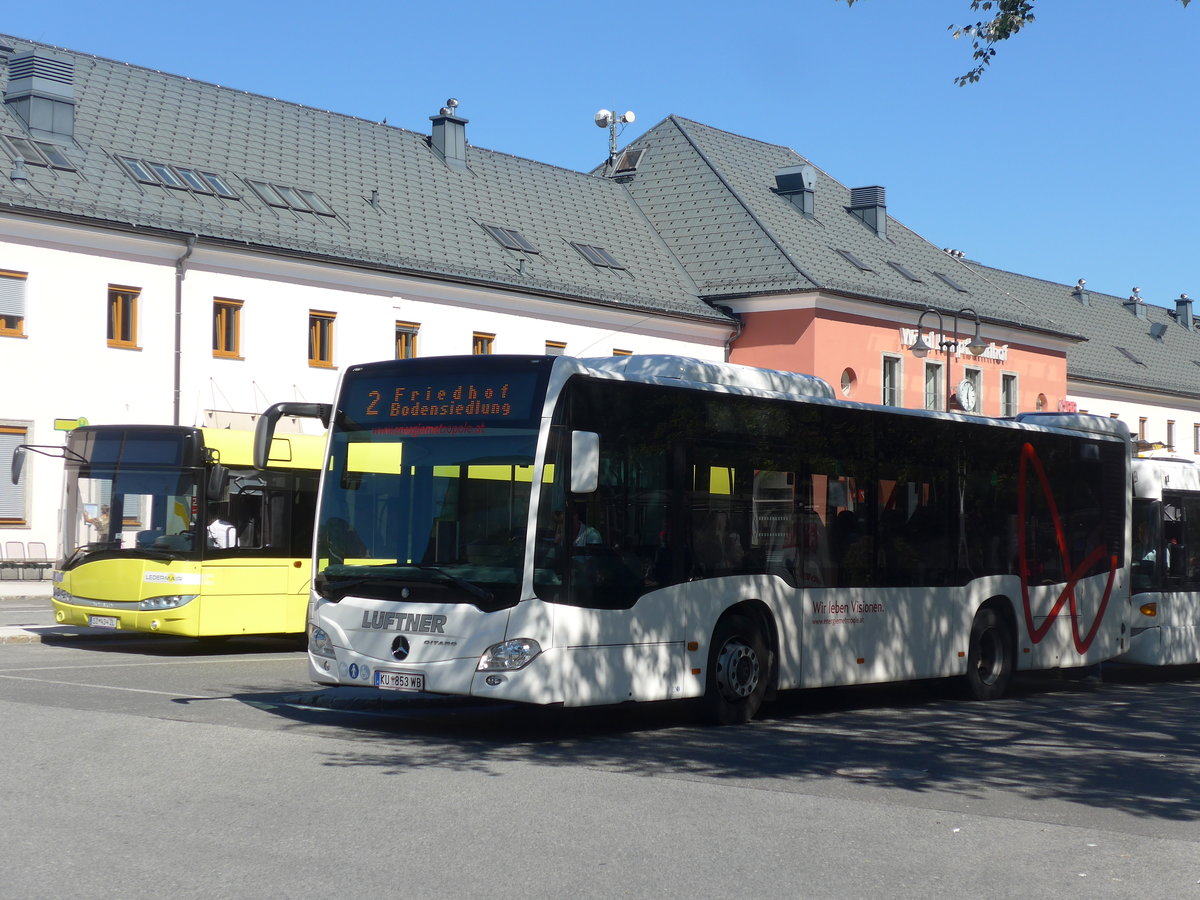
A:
52 588 199 637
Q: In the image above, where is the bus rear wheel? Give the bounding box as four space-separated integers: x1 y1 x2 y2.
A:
702 613 768 725
963 607 1014 701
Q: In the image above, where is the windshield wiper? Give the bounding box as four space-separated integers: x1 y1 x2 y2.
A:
315 566 498 609
409 565 495 605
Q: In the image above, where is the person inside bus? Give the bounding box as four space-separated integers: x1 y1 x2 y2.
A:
84 504 111 538
572 506 602 547
207 506 238 548
693 509 744 576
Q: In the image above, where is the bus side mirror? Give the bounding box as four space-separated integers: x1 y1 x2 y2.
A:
207 464 229 502
10 446 25 485
570 431 600 494
254 401 331 470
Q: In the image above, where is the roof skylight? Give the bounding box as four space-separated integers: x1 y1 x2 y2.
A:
932 271 969 293
483 224 539 253
116 155 239 198
887 261 923 282
612 148 644 175
1117 347 1147 367
246 178 336 216
2 135 75 171
835 249 874 272
572 242 624 269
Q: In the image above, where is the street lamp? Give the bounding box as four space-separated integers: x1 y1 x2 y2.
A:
909 307 987 411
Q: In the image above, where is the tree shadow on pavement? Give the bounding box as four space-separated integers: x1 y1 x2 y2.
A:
234 663 1200 823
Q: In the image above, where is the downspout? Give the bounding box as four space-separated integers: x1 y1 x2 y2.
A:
715 305 743 363
174 235 197 426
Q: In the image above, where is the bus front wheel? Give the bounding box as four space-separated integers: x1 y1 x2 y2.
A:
963 607 1014 701
702 613 768 725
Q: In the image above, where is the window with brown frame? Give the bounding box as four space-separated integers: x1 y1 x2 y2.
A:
309 311 335 367
107 285 140 349
0 423 29 525
396 321 419 359
213 298 243 358
0 270 27 337
472 332 494 355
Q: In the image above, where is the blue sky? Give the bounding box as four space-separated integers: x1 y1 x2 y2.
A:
6 1 1197 308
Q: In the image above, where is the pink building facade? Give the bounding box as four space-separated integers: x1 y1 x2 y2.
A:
727 299 1070 418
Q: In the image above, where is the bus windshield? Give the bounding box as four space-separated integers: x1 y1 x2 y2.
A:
62 429 203 562
314 357 554 610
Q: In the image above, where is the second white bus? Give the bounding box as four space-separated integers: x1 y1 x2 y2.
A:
1121 456 1200 665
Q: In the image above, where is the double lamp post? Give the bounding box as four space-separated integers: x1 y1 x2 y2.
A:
909 307 987 411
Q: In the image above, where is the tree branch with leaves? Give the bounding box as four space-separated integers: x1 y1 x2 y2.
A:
838 0 1191 86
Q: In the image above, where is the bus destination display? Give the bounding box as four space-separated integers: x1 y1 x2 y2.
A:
349 372 542 427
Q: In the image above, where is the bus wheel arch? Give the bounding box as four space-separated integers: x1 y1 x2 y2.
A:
700 601 776 725
963 598 1016 701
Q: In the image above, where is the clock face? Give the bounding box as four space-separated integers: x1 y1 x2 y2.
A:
957 379 976 412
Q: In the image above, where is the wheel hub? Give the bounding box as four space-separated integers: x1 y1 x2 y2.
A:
717 639 760 699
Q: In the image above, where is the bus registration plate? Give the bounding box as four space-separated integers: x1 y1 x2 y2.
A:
375 670 425 692
89 615 119 629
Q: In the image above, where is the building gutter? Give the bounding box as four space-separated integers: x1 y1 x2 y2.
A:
174 234 197 426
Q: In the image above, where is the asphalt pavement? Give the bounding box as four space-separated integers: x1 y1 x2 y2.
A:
0 577 100 644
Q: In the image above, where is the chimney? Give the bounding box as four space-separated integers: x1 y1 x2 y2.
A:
429 98 468 173
774 164 816 217
849 186 886 239
1124 287 1147 320
1176 293 1194 330
3 48 75 140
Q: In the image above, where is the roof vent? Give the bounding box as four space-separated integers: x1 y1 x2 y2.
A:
1124 287 1147 319
1175 293 1194 330
1150 322 1168 341
849 186 886 238
773 165 816 216
1072 278 1089 306
429 98 469 173
3 48 74 140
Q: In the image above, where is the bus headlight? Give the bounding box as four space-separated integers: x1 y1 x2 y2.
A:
138 595 198 610
310 626 337 659
478 638 541 671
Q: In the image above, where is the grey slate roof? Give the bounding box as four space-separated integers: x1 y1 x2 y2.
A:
962 262 1200 401
609 116 1078 339
0 36 716 322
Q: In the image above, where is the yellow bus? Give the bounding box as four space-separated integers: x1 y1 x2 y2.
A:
15 423 324 637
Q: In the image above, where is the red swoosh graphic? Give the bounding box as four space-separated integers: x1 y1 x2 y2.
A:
1016 442 1116 654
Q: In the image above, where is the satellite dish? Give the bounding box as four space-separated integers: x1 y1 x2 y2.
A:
594 109 613 128
622 110 635 124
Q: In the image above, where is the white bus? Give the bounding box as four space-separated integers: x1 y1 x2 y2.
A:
257 355 1132 724
1121 456 1200 665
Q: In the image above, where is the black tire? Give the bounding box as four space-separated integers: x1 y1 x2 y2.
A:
963 607 1014 700
701 613 769 725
